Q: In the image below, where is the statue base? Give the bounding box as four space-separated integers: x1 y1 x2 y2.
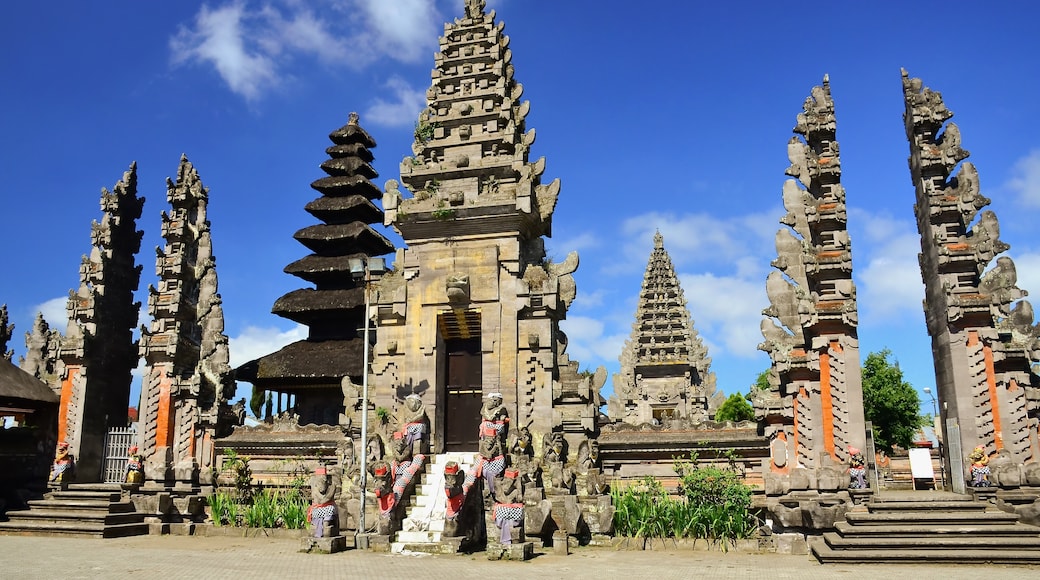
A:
486 541 533 561
300 535 348 554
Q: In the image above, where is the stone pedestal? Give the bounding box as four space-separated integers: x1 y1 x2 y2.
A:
486 541 534 561
551 530 569 555
356 533 390 552
300 535 348 554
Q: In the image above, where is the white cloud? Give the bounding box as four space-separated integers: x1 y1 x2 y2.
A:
33 296 68 331
1005 150 1040 208
170 2 279 101
228 324 307 368
1012 251 1040 302
170 0 441 102
679 272 767 358
363 76 427 127
353 0 440 63
560 315 626 370
850 208 925 323
610 210 778 275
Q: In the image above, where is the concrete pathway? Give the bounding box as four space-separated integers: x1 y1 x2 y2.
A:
1 534 1037 579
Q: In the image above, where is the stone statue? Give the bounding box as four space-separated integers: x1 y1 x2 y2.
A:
49 442 75 484
443 461 466 525
399 394 429 452
847 446 866 489
492 468 523 545
968 446 991 487
371 461 395 516
125 445 144 485
307 467 340 538
477 427 506 499
480 392 509 446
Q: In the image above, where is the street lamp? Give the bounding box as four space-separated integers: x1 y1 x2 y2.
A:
348 256 385 542
922 386 938 418
923 386 944 488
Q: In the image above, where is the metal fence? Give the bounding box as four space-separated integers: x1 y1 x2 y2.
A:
102 426 138 483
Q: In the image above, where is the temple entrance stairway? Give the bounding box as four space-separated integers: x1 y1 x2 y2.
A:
391 452 478 554
811 491 1040 564
0 483 147 538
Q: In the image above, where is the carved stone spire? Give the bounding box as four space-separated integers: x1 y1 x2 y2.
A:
0 304 12 361
57 162 144 482
903 70 1040 487
609 233 719 425
139 155 235 485
235 113 394 426
758 78 866 494
20 311 62 390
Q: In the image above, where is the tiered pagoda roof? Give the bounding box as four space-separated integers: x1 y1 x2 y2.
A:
238 113 394 387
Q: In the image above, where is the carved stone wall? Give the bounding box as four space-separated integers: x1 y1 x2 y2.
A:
138 156 236 486
609 232 721 425
757 77 866 496
903 70 1040 487
57 163 144 482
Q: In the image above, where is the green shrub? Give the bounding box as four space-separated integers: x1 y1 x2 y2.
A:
612 453 758 544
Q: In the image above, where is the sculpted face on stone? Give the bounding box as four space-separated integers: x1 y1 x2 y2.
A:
446 273 470 303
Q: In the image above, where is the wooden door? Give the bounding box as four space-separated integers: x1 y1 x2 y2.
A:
444 338 482 451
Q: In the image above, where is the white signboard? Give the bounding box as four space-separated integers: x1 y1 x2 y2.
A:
909 448 935 480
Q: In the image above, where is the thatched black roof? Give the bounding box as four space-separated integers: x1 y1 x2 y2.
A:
0 360 58 405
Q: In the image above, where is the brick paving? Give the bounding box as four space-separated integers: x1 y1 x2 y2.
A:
1 534 1037 580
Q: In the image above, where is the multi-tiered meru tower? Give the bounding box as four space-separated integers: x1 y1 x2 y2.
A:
371 0 600 456
903 70 1040 491
236 114 395 427
609 232 721 425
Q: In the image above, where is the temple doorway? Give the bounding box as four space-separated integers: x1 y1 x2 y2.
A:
443 337 482 452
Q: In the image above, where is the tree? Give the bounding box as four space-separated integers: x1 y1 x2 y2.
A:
715 393 755 423
862 349 923 452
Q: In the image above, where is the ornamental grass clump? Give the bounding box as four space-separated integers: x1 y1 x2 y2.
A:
208 450 310 529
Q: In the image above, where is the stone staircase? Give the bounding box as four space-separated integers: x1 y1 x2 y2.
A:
391 452 478 554
0 483 148 538
811 491 1040 564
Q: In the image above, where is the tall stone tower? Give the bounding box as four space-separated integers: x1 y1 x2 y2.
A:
757 77 866 496
609 232 720 425
903 70 1040 489
58 163 144 482
235 113 395 427
372 0 597 453
138 156 236 486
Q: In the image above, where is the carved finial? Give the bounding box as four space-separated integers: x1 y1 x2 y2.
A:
348 112 359 126
653 230 664 249
465 0 486 18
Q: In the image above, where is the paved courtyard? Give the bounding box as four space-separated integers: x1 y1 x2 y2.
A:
1 534 1037 580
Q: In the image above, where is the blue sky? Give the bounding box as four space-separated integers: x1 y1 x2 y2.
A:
2 1 1038 417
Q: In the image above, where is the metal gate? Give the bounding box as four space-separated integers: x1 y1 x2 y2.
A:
102 426 138 483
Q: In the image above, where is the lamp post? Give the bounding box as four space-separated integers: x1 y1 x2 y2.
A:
923 386 944 488
349 256 385 542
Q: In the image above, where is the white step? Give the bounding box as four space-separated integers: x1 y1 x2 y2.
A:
393 452 478 547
